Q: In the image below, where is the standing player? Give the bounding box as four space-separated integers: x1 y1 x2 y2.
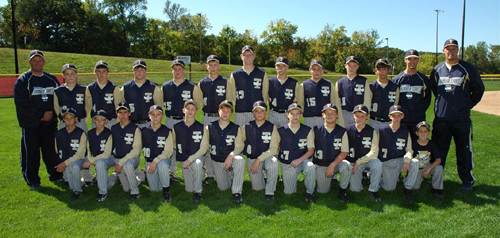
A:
346 105 382 202
54 108 87 199
378 105 419 202
313 103 351 203
277 103 316 203
392 50 432 141
334 56 371 127
297 60 344 128
142 105 174 202
369 59 399 131
206 100 245 204
14 50 62 190
430 39 484 191
241 101 279 202
268 57 298 127
172 100 209 204
228 45 269 127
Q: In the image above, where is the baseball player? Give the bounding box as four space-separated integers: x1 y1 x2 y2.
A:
334 56 371 127
378 105 419 202
85 60 121 129
14 50 62 190
369 59 399 131
142 105 174 202
345 104 382 202
172 100 209 204
277 103 316 203
206 100 245 204
411 121 444 199
429 38 484 191
391 50 432 142
83 110 113 202
228 45 269 127
198 55 229 185
297 60 344 128
313 103 351 203
268 57 299 127
162 59 203 183
241 101 279 202
54 108 87 199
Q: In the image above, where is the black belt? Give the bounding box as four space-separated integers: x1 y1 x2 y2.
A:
370 116 390 122
271 109 287 113
204 113 218 117
168 116 183 120
133 120 149 124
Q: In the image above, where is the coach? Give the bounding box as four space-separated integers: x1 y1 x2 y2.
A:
14 50 63 190
430 39 484 191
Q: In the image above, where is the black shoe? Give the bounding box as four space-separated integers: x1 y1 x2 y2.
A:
130 193 141 200
233 193 243 204
338 189 349 204
460 183 473 192
403 189 415 203
30 184 41 191
331 176 339 185
72 191 83 200
368 191 382 202
163 187 172 203
95 193 108 202
193 193 202 204
265 195 274 202
306 193 315 203
362 170 370 186
170 173 183 182
203 177 214 185
431 189 445 200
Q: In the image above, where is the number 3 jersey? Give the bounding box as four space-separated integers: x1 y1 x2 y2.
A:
142 125 173 163
277 124 313 164
313 124 348 166
55 127 87 164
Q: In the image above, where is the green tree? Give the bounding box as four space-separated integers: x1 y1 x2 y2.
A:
315 24 350 72
163 0 187 31
260 19 298 61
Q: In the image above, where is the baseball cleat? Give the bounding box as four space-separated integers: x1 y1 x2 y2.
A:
129 193 141 201
203 177 214 185
368 191 382 202
306 193 315 203
265 195 274 202
170 173 183 183
338 189 350 204
431 189 445 200
95 193 109 202
72 191 83 200
233 193 243 204
193 193 203 204
403 189 415 203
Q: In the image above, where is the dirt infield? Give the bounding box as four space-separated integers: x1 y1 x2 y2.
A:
472 91 500 116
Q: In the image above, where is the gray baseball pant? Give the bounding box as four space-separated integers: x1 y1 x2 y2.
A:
303 116 324 128
212 155 245 194
234 112 254 127
316 160 351 194
182 157 205 193
413 164 444 190
268 110 289 128
281 159 316 194
349 159 382 192
247 156 279 195
64 159 85 193
380 158 420 191
146 159 171 192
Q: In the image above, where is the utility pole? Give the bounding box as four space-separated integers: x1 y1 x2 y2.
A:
434 9 444 65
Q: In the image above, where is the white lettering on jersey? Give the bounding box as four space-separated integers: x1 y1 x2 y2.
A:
104 94 114 104
396 138 406 150
100 140 106 152
124 133 134 144
285 89 294 99
355 84 364 95
362 137 372 148
76 94 84 104
321 86 330 96
226 135 235 146
192 131 202 142
157 136 166 148
32 87 55 102
216 86 226 96
70 139 79 151
333 138 342 150
261 132 271 143
253 78 262 89
388 92 397 102
438 76 465 92
144 93 153 103
298 139 307 149
181 91 191 101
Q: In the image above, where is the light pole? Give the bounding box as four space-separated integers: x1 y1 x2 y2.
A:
197 13 202 64
385 38 389 59
434 9 444 65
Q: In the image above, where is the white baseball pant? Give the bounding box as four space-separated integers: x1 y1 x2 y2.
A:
349 159 382 192
268 110 289 128
64 159 85 193
303 116 324 128
413 164 444 190
315 160 351 194
234 112 254 127
182 157 205 193
247 156 279 195
380 158 420 191
342 110 355 127
145 160 171 192
212 155 245 194
281 159 316 194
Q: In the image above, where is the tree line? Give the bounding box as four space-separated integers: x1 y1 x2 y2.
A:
1 0 499 74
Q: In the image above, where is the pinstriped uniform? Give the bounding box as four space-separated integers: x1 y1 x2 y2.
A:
203 116 219 178
64 159 85 192
165 117 183 174
349 159 382 192
380 158 419 191
268 110 289 128
60 120 93 182
247 156 279 195
234 112 254 127
95 157 117 195
303 117 324 128
282 159 316 194
145 160 171 192
342 109 355 127
316 160 351 193
181 157 205 193
413 164 444 190
368 119 390 131
212 155 245 194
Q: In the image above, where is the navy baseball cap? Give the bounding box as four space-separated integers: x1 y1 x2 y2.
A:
149 105 163 114
171 59 185 68
29 50 44 60
405 49 419 59
322 103 338 112
252 101 267 111
95 60 109 69
184 99 198 109
345 56 359 64
62 64 77 73
275 57 289 66
287 103 302 113
416 121 431 130
93 109 107 119
352 104 369 114
241 45 254 54
61 107 78 117
116 102 130 111
309 60 323 69
206 55 220 63
219 100 234 109
133 59 147 69
443 38 459 49
389 105 404 115
375 58 391 68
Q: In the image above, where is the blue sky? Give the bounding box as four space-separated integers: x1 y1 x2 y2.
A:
3 0 499 53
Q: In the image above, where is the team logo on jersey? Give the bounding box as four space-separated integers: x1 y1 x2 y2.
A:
285 89 294 99
192 131 202 142
253 78 262 89
124 133 134 144
298 139 307 149
400 84 423 99
100 140 106 151
70 139 79 151
396 138 406 150
104 93 114 104
32 87 54 102
438 76 465 92
226 135 235 145
76 94 84 104
388 92 397 102
362 137 372 148
355 84 365 95
157 136 166 148
181 91 192 101
416 150 431 169
216 86 226 96
321 86 330 96
144 93 153 103
333 138 342 150
261 132 271 143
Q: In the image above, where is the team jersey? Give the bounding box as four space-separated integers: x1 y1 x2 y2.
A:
268 76 297 111
88 80 118 120
173 121 204 162
412 139 441 168
54 83 87 119
208 121 239 162
56 127 85 161
232 67 266 112
392 71 431 123
141 125 171 163
302 78 332 117
199 75 227 113
122 79 158 121
111 122 139 158
243 120 274 159
162 79 197 117
313 124 346 166
337 75 368 111
378 125 410 162
369 80 398 120
14 70 60 128
430 60 485 120
345 124 375 163
277 124 311 164
87 127 112 157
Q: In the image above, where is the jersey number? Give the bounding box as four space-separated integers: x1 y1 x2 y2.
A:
237 90 245 100
306 98 316 107
143 148 150 157
177 144 182 154
211 145 217 155
281 150 289 161
246 145 252 155
349 148 354 158
382 148 387 159
315 150 323 160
